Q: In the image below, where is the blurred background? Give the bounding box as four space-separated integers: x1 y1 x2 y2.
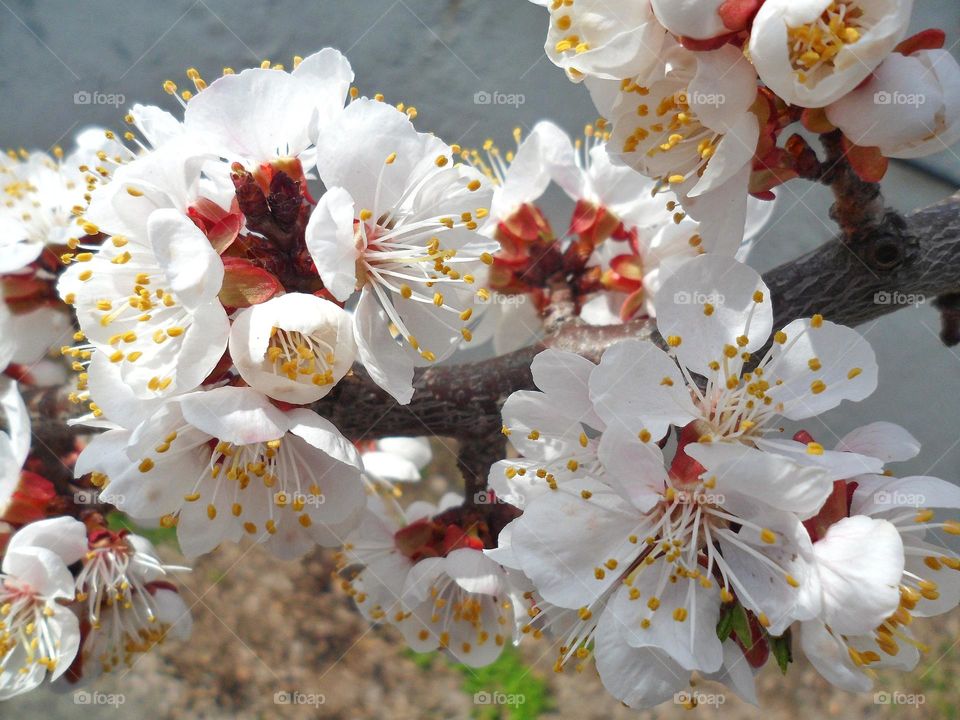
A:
2 1 959 717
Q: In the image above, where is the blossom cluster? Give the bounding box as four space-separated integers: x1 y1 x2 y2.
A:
529 0 960 231
0 1 957 708
468 119 774 354
488 255 960 707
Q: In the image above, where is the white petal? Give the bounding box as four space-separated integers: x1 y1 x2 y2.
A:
304 186 359 302
376 437 431 470
530 349 604 430
184 67 315 163
597 426 668 512
835 422 921 463
590 338 697 440
0 378 30 466
362 451 421 483
609 568 724 672
2 547 75 600
353 289 415 405
655 255 773 376
685 442 834 519
813 515 904 636
178 386 290 445
511 480 643 609
764 318 878 420
799 619 873 692
594 607 688 709
148 208 224 310
445 548 505 595
7 516 88 566
852 474 960 515
286 407 362 469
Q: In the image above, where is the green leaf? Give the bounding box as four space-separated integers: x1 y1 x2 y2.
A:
730 603 751 645
716 607 735 642
770 630 794 675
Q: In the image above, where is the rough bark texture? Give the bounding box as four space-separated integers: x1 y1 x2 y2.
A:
313 190 960 441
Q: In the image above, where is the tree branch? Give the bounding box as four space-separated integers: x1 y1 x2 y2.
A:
314 190 960 440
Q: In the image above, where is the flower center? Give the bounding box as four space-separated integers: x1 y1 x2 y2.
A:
620 80 720 196
787 1 864 83
266 326 336 388
0 579 61 675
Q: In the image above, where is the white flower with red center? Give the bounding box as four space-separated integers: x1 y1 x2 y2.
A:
826 48 960 158
305 99 496 404
58 208 229 401
341 490 520 666
0 517 88 699
532 0 668 83
228 292 356 404
0 380 29 519
94 385 364 559
338 492 458 624
605 43 763 253
749 0 914 108
182 48 354 177
495 438 819 705
71 528 191 679
471 121 568 236
397 546 517 667
589 254 884 504
547 123 776 324
795 423 960 691
650 0 762 43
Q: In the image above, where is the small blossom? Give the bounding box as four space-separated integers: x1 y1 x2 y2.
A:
532 0 669 83
72 529 191 679
606 43 762 252
228 293 356 404
86 386 365 559
59 209 230 401
826 49 960 158
305 99 496 404
749 0 914 108
0 517 87 699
